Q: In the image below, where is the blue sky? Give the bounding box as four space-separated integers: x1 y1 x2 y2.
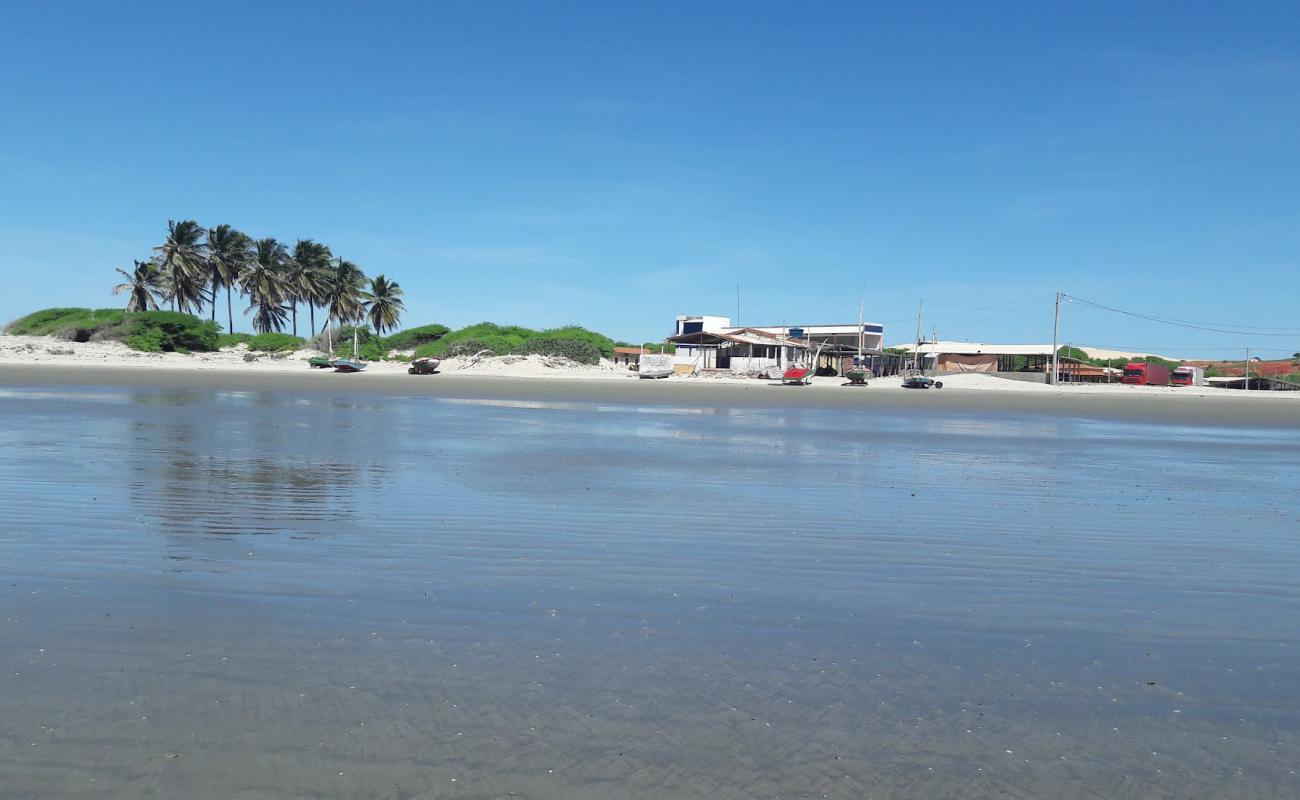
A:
2 1 1297 357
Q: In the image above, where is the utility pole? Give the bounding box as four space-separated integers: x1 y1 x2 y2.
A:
1245 347 1250 390
1050 292 1062 386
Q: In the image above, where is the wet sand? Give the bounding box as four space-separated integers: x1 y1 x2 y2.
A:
1 378 1298 798
1 363 1298 427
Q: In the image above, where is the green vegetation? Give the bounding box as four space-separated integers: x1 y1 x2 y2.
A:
514 338 602 365
1058 346 1181 371
6 308 127 339
632 341 675 354
245 332 305 352
408 322 621 362
11 305 630 367
8 307 218 353
120 311 221 353
414 322 538 358
535 325 617 358
383 324 450 351
216 332 254 348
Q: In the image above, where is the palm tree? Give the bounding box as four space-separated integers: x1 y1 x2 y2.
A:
112 259 163 312
240 238 290 333
361 274 405 334
322 257 367 334
154 219 209 314
207 225 254 334
287 240 333 337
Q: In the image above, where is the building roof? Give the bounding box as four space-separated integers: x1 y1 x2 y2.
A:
733 323 885 333
612 346 645 355
891 341 1061 357
668 328 810 348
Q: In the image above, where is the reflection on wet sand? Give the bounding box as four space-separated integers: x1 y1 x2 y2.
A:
0 384 1298 799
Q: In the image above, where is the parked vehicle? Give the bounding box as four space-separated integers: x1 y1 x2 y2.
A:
1121 362 1170 386
1171 365 1205 386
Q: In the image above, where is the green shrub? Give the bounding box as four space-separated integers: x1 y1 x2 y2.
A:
419 322 536 357
124 326 165 352
123 311 220 353
513 337 601 365
6 308 128 340
437 337 495 357
337 325 376 345
246 332 305 352
1057 347 1180 371
384 324 450 351
217 332 254 348
537 325 616 358
357 338 388 361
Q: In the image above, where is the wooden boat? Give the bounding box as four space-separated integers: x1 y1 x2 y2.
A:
308 356 333 369
327 327 367 373
636 352 674 379
330 358 367 373
781 366 815 385
408 357 440 375
902 373 942 389
843 292 869 386
781 340 828 386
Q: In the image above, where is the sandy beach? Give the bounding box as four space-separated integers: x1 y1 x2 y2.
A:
2 333 1297 427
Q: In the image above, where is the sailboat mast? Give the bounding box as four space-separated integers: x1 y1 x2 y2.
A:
857 290 865 361
914 300 924 371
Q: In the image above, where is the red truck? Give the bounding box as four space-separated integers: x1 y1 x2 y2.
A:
1122 362 1170 386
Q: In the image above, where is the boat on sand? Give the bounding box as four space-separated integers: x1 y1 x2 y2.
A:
330 358 366 373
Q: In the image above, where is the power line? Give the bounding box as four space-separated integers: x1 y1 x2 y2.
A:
941 295 1052 335
1065 294 1300 337
877 293 1054 325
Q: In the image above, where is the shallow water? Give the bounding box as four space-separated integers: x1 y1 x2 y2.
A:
1 384 1298 799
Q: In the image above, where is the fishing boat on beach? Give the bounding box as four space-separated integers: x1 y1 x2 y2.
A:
844 291 870 386
408 357 440 375
637 353 674 379
324 325 367 373
330 358 367 373
781 365 815 385
781 340 827 385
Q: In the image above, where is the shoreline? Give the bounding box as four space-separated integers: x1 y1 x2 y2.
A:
2 361 1298 427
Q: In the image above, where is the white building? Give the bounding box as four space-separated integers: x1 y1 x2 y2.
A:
670 315 889 376
674 316 885 351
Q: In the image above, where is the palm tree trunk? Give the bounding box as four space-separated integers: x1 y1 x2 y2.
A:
211 283 218 322
309 305 316 336
226 286 234 334
291 305 298 338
